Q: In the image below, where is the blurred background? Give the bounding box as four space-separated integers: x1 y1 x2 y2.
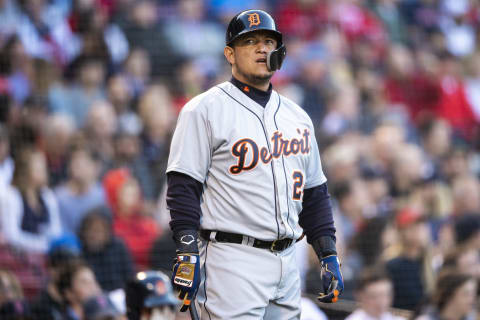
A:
0 0 479 319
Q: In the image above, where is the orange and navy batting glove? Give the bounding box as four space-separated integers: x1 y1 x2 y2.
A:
172 230 201 312
312 236 344 303
318 255 343 303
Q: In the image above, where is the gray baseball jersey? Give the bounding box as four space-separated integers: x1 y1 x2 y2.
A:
167 81 327 241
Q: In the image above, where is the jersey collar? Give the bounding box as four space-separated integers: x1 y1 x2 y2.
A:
230 77 272 108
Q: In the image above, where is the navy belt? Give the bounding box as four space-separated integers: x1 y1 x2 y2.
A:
200 230 294 252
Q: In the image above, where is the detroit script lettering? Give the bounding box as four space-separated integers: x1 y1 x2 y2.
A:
229 128 311 174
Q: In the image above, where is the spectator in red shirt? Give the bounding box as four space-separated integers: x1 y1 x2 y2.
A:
103 168 158 270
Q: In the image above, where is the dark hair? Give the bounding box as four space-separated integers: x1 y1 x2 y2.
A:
352 217 389 266
77 206 113 245
56 260 90 300
432 270 474 312
332 180 352 201
354 265 392 293
11 146 43 194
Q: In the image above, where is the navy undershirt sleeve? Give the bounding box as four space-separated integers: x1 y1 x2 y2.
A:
298 183 336 243
166 171 203 232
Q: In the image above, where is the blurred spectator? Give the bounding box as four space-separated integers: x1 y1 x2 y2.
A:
382 44 440 124
371 0 408 44
208 0 266 24
123 48 151 99
163 0 224 76
0 269 25 306
450 175 480 217
453 214 480 249
149 229 176 274
16 0 77 65
55 143 106 235
321 84 362 138
464 52 480 122
56 259 102 320
439 0 475 58
78 206 135 292
82 294 123 320
274 0 329 40
364 122 406 176
0 123 13 186
108 114 155 202
107 73 134 117
414 270 477 320
331 178 371 245
42 114 76 187
442 245 480 280
48 55 106 128
118 0 180 79
84 100 117 170
137 84 176 197
434 53 477 140
68 0 129 67
0 0 21 45
0 35 33 104
418 118 451 172
350 217 393 269
30 241 81 320
440 146 471 183
103 168 158 270
346 266 405 320
386 208 434 311
0 269 31 320
0 146 62 253
389 144 427 203
322 140 361 185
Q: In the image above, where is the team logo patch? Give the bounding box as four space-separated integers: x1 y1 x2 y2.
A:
248 13 261 27
180 266 192 275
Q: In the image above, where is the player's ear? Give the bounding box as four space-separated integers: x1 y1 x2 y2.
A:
224 46 235 65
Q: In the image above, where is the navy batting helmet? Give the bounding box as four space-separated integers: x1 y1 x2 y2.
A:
226 10 286 71
125 271 178 320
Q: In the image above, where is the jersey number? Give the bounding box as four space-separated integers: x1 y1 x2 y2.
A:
292 171 304 200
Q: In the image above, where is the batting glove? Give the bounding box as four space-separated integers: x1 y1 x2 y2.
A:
317 255 344 303
172 230 201 312
311 236 344 303
172 253 201 311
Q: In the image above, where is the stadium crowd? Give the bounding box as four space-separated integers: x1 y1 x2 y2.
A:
0 0 479 319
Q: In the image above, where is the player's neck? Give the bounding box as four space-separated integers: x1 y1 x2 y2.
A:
231 72 271 92
230 76 272 108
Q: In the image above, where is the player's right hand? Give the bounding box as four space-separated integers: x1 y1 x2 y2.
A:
317 255 344 303
172 252 200 312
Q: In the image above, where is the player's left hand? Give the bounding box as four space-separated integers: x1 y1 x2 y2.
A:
172 253 201 312
317 255 344 303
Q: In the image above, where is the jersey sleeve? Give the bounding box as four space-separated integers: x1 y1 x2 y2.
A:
305 128 327 189
167 100 212 183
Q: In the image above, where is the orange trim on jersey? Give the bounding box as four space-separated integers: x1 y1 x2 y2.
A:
292 170 305 201
229 138 260 174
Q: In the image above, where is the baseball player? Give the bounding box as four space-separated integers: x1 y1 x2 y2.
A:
167 9 344 319
125 270 179 320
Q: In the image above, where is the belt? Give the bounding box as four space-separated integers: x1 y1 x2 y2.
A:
199 230 295 252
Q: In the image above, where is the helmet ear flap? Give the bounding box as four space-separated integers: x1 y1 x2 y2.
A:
267 44 287 71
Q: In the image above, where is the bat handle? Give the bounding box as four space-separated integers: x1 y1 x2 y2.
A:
189 300 200 320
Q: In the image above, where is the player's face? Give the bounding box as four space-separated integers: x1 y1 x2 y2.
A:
225 31 278 88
